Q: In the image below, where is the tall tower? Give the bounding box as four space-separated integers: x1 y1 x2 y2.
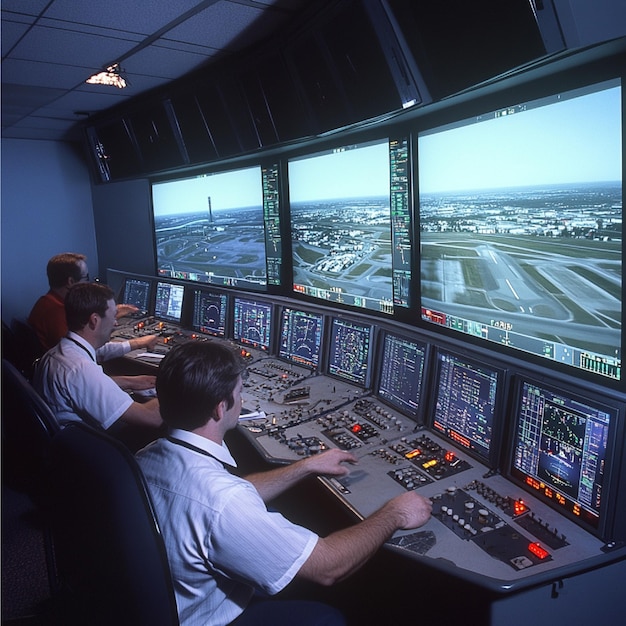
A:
207 196 213 223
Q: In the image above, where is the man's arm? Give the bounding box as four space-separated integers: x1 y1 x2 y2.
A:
119 397 163 428
112 374 156 391
246 448 357 501
298 491 432 586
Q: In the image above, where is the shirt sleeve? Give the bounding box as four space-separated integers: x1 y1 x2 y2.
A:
206 479 318 595
96 340 131 362
58 359 133 429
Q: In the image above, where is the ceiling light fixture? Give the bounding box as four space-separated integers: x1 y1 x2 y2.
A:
85 63 127 88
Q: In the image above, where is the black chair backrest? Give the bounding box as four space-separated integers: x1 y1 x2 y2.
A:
10 318 45 380
1 357 60 495
47 422 179 626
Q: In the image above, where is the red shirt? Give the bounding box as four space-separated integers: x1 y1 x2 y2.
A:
28 291 67 351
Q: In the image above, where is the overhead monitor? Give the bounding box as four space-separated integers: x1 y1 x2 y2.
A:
152 163 282 290
376 332 428 419
232 297 272 351
288 136 412 315
154 281 185 324
190 289 228 337
326 317 373 387
120 277 152 314
428 349 503 466
278 307 325 370
507 377 621 538
419 78 622 383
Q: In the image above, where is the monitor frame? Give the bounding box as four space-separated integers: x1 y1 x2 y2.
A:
503 373 626 540
286 132 413 319
277 305 326 371
187 286 229 338
231 296 274 352
150 159 282 292
373 328 430 422
324 315 375 388
415 72 624 389
424 346 507 468
153 279 186 324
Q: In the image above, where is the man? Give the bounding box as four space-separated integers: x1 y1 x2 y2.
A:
28 252 150 357
34 282 162 436
136 341 432 626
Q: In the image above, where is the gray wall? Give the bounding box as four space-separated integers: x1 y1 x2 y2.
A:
1 138 97 324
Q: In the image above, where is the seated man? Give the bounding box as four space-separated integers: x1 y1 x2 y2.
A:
136 341 432 626
34 282 163 438
28 252 153 358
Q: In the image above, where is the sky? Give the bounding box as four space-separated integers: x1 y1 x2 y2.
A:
152 165 263 216
288 140 391 203
418 82 622 194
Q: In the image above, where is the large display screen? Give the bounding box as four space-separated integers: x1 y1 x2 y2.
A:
288 137 412 314
327 317 373 387
429 350 502 465
508 379 617 536
376 332 427 419
278 307 324 370
418 79 622 382
152 163 281 290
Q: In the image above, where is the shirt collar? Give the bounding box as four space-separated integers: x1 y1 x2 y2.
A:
66 331 97 361
169 428 238 468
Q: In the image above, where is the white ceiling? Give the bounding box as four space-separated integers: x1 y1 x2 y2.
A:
1 0 316 142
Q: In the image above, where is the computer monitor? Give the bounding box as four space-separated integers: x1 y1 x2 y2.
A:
190 288 227 337
288 136 411 314
232 297 272 351
278 307 324 370
151 162 282 290
428 349 503 466
326 317 373 387
507 377 621 538
154 281 185 324
120 277 152 313
376 331 428 420
418 78 622 383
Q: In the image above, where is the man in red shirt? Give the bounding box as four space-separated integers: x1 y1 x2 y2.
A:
28 252 139 351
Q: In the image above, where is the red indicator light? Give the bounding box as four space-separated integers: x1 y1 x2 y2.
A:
528 542 549 560
513 500 528 516
445 451 456 463
351 424 362 434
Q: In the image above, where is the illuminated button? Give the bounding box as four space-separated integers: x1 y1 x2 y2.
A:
528 542 549 560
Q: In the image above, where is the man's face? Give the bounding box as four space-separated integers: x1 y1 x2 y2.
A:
95 298 118 347
223 375 243 431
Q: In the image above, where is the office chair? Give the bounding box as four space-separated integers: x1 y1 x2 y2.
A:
10 317 45 380
1 357 60 495
46 421 180 626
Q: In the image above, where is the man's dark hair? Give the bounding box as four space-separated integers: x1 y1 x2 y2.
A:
46 253 86 288
156 342 246 430
65 282 115 331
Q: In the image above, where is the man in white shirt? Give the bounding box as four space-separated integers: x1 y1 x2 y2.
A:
35 282 163 438
136 341 432 626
